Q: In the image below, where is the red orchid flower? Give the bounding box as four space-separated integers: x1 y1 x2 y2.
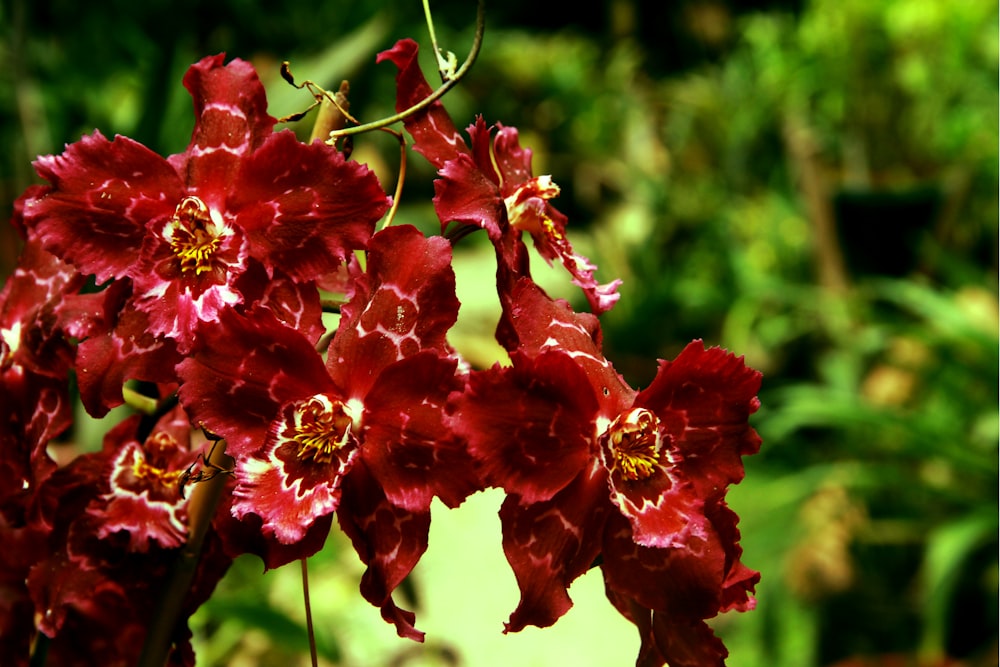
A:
88 405 205 553
451 280 761 667
378 38 621 319
177 225 480 640
24 407 231 667
0 238 80 519
20 53 387 354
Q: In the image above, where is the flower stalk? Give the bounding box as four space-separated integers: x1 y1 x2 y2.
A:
136 441 232 667
326 0 485 141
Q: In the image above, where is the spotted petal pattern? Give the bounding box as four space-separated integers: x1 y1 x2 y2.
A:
327 225 460 397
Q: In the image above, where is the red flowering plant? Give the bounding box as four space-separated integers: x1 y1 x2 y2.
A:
0 4 761 666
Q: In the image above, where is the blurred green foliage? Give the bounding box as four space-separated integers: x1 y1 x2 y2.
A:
2 0 996 665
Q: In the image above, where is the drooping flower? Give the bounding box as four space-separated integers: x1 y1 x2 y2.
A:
379 38 621 320
20 53 387 357
451 279 761 667
177 224 480 640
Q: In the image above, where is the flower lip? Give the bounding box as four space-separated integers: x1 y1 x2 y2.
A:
128 433 187 490
503 175 562 238
288 394 358 465
163 195 226 275
0 320 19 369
606 407 666 482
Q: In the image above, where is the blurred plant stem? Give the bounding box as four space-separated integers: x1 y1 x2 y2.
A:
137 441 232 667
784 116 849 294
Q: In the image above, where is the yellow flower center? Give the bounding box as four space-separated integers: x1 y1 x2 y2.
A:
607 408 662 481
165 196 221 275
131 443 185 487
503 175 563 239
292 395 356 464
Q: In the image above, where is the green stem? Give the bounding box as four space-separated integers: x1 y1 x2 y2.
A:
136 441 231 667
301 558 318 667
379 130 407 230
422 0 455 81
122 386 160 416
328 0 485 140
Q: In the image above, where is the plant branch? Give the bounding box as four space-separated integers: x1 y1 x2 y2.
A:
422 0 458 82
327 0 485 141
783 116 850 293
379 129 408 230
301 558 319 667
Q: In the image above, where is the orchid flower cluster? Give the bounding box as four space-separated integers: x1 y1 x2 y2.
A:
0 34 762 667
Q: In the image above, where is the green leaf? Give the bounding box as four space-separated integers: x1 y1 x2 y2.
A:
918 508 998 660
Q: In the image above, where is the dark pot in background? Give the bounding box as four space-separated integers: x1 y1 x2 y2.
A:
833 185 943 278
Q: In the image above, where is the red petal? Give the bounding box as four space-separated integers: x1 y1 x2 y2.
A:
95 441 189 552
90 407 198 553
601 512 725 620
232 131 384 282
454 351 597 502
327 225 459 398
235 261 325 345
1 238 82 378
603 587 665 667
27 131 181 283
361 352 477 511
75 280 181 417
87 406 195 553
466 117 504 184
491 124 534 193
0 515 46 662
528 221 622 315
231 410 359 544
636 341 762 500
377 39 468 170
509 279 632 410
604 461 708 549
651 613 728 667
9 184 46 238
0 369 66 516
499 464 610 633
130 215 248 352
707 500 759 613
337 460 429 642
170 54 275 202
433 152 506 239
177 308 335 457
214 491 333 570
490 123 621 314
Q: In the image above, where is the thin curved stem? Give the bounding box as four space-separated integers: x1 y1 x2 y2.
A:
379 128 408 230
301 558 318 667
328 0 485 140
422 0 457 81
